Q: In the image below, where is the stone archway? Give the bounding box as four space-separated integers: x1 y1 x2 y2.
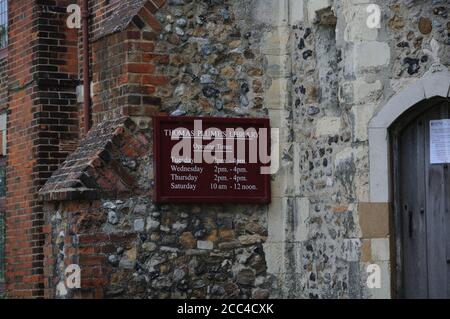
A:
368 66 450 298
368 67 450 204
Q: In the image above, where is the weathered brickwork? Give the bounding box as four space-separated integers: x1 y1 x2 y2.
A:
0 211 4 296
5 0 79 298
0 17 8 300
41 0 275 299
0 0 449 299
84 0 167 126
0 57 7 110
40 0 450 300
91 25 165 123
41 116 272 299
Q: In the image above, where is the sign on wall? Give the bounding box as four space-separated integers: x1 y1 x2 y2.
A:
430 119 450 164
153 116 271 204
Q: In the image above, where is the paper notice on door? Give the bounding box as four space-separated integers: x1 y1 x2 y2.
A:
430 119 450 164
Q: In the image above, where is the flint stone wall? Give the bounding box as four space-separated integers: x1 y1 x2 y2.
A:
43 0 450 299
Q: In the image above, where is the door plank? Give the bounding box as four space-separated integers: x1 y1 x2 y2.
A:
400 116 428 298
395 98 450 299
424 103 448 299
441 105 450 298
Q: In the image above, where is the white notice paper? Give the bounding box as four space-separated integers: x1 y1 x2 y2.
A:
430 119 450 164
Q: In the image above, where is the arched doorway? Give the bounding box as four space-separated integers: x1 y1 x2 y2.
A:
368 68 450 299
391 97 450 298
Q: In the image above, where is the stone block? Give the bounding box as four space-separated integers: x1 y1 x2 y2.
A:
353 145 370 203
423 72 450 99
294 197 310 242
343 5 378 42
267 197 288 243
263 242 285 274
262 27 290 56
271 144 294 198
315 117 341 136
354 42 390 73
271 167 293 198
253 0 289 27
268 109 291 144
307 0 332 23
389 78 418 95
369 80 424 129
371 238 390 261
358 203 390 238
353 79 382 104
334 147 354 167
353 103 376 142
265 78 290 109
197 240 214 250
293 142 301 196
266 54 291 79
289 0 304 24
361 239 372 262
133 219 145 232
367 128 390 203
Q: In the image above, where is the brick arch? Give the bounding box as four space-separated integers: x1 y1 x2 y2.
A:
134 0 167 30
93 0 167 41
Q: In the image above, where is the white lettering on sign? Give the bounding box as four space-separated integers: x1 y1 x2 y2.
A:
430 119 450 164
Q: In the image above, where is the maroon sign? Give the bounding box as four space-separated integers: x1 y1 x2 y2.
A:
153 116 271 204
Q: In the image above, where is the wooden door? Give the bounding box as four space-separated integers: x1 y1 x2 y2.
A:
394 98 450 299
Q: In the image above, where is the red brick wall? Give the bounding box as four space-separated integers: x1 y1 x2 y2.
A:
4 0 167 298
0 57 7 111
43 118 151 298
0 54 8 297
91 25 168 124
90 0 122 38
6 0 79 298
76 0 120 134
77 0 166 132
39 0 274 299
44 200 112 299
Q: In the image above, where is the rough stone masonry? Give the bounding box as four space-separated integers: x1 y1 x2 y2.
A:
1 0 449 299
